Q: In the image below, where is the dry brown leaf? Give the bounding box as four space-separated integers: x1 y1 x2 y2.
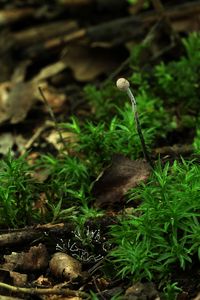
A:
34 274 52 287
0 133 15 154
34 61 68 82
0 81 35 124
0 268 27 287
33 192 48 216
11 60 31 84
45 130 75 151
125 282 160 300
0 80 67 124
0 81 14 123
9 271 28 287
3 244 49 272
193 293 200 300
0 132 27 155
62 45 121 81
92 154 151 209
39 85 66 114
0 60 67 125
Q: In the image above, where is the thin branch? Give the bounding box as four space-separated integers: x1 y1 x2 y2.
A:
38 86 66 149
0 282 89 298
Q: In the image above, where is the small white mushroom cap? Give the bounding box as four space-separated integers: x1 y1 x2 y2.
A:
116 78 130 91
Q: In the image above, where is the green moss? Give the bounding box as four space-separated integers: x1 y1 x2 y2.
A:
154 33 200 109
110 159 200 281
0 35 199 291
0 152 40 227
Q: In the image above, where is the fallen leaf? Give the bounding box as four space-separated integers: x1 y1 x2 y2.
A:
0 60 67 124
3 244 49 272
0 133 14 155
0 132 27 155
34 274 52 287
44 130 74 151
92 154 151 209
62 45 122 82
33 192 48 216
192 293 200 300
34 61 68 82
9 271 28 287
0 81 35 124
39 85 66 114
125 282 160 300
11 60 31 84
0 81 14 123
0 268 27 287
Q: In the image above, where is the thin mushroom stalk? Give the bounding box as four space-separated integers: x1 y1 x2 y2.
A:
116 78 154 169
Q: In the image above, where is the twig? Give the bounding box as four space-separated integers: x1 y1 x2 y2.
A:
93 276 107 300
0 282 89 298
38 86 66 149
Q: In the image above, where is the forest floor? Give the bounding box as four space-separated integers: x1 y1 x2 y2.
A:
0 1 200 299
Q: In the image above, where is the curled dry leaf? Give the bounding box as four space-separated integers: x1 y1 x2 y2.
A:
0 81 35 124
0 132 27 155
49 252 82 281
39 85 66 114
0 82 14 123
0 60 68 124
0 268 27 287
45 130 72 151
193 293 200 300
92 154 151 209
9 271 28 287
125 282 160 300
33 274 52 287
33 192 49 216
3 244 49 272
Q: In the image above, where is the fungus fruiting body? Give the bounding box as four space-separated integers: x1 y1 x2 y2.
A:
116 78 154 168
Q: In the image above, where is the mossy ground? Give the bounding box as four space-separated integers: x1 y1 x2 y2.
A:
0 33 200 299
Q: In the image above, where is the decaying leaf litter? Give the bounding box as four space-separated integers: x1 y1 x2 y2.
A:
0 0 200 299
